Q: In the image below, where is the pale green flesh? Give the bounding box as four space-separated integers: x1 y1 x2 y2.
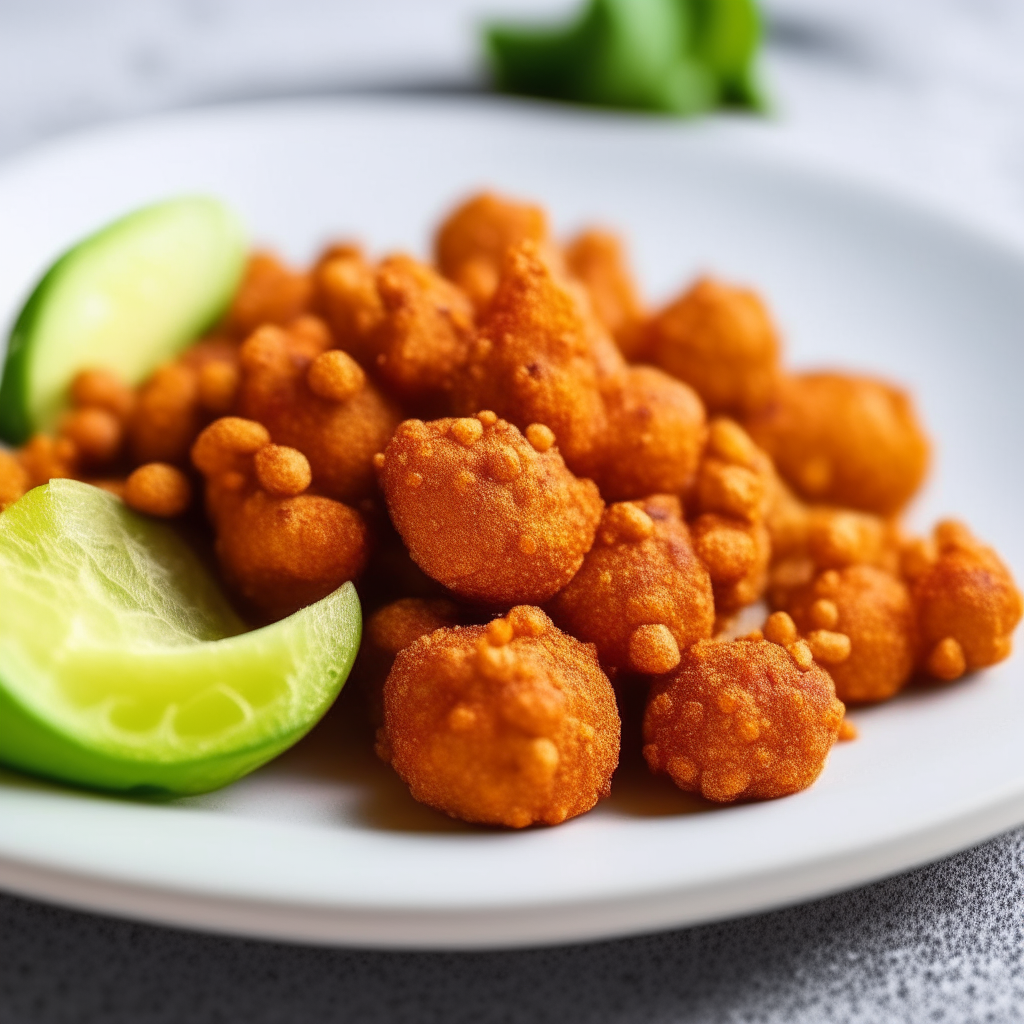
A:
19 197 246 435
0 481 360 794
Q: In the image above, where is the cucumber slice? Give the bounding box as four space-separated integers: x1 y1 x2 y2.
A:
0 196 246 444
0 480 360 795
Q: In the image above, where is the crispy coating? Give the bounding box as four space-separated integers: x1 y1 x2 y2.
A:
58 406 123 467
17 434 78 487
192 416 369 620
907 521 1023 681
318 253 476 411
226 251 312 337
358 597 463 725
435 192 558 312
648 277 782 417
564 229 647 360
124 462 193 518
643 638 845 802
127 339 240 466
746 372 930 516
690 419 773 612
236 318 401 503
591 366 707 500
378 606 620 827
70 368 135 421
378 414 604 605
452 241 615 477
0 449 31 511
786 566 916 704
548 496 714 674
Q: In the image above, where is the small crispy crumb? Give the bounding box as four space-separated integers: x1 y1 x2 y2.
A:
788 639 814 671
927 637 967 681
254 445 312 497
806 629 852 665
629 624 682 674
124 463 192 518
763 611 797 647
838 719 858 742
526 423 555 452
306 349 366 402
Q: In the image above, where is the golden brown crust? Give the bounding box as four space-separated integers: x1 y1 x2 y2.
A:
591 366 707 501
648 277 781 417
910 521 1023 679
643 638 844 802
786 565 916 704
452 241 613 478
549 496 714 673
236 319 401 503
380 608 620 827
564 228 647 359
378 415 603 605
745 372 930 516
226 251 312 338
0 449 30 511
435 192 557 312
192 416 369 620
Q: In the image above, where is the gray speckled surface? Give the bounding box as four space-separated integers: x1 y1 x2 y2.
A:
2 828 1024 1023
3 3 1024 1020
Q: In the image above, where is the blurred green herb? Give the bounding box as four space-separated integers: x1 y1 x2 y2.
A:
485 0 767 116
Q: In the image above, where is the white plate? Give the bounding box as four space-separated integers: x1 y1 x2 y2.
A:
1 98 1023 951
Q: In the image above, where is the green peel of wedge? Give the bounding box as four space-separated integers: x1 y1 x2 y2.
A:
0 196 246 444
0 480 360 796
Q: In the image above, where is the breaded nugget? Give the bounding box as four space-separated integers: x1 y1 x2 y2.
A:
906 521 1022 681
592 366 707 500
315 252 476 412
377 414 603 605
564 228 647 360
785 566 915 704
746 372 930 516
192 417 369 620
643 637 845 802
226 250 312 338
128 339 241 466
378 606 620 827
17 434 78 488
236 317 400 503
549 496 714 674
689 419 773 612
313 245 384 358
435 192 558 312
647 277 782 417
123 462 193 518
357 597 463 725
0 449 30 510
453 241 613 477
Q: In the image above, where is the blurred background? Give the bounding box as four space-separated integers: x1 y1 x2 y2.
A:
2 0 1023 242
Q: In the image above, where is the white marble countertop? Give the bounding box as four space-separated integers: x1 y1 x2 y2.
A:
1 3 1023 1022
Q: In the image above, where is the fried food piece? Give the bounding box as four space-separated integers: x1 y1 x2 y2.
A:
785 566 915 704
358 597 463 725
236 317 401 503
564 228 647 360
317 252 476 411
647 277 782 417
123 462 193 518
70 368 135 421
58 406 123 468
377 414 603 605
313 245 384 358
435 192 558 312
0 449 31 510
906 521 1022 681
591 366 707 500
128 339 241 466
643 637 845 802
548 496 714 674
378 606 620 827
746 372 930 516
226 250 312 337
690 419 773 612
17 434 78 487
192 417 369 620
453 241 615 478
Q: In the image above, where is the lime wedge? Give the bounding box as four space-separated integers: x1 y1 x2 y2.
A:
0 196 246 443
0 480 360 795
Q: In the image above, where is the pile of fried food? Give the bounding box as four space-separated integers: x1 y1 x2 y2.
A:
1 192 1020 828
